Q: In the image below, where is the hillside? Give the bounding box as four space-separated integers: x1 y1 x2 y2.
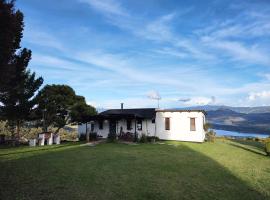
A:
182 106 270 134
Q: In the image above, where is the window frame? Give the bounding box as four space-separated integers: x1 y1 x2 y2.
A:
137 119 142 131
190 118 196 131
165 117 170 130
98 120 103 130
127 119 132 130
90 123 94 132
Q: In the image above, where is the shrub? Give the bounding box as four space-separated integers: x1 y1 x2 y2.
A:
203 123 211 132
0 121 12 137
107 132 117 142
146 136 159 143
139 134 147 143
21 127 43 140
58 129 78 141
79 134 86 141
118 132 134 142
265 138 270 156
89 132 97 141
206 130 216 142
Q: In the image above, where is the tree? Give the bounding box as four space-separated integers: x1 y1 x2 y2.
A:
0 0 43 144
0 0 23 92
70 102 97 142
36 84 96 135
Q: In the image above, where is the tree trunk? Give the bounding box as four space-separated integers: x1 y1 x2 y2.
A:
54 127 62 134
86 123 89 142
15 120 20 146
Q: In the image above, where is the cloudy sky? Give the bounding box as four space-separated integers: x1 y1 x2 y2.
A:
18 0 270 109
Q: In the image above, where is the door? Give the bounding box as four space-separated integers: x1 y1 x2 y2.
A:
109 120 117 135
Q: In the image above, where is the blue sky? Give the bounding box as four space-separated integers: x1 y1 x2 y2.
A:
17 0 270 109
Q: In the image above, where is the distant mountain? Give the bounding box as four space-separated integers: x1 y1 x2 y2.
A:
179 106 270 134
182 105 270 114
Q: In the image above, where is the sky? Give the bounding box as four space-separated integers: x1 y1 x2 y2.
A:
17 0 270 109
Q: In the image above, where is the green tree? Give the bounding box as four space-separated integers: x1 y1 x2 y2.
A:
36 84 96 135
0 0 43 144
70 101 97 142
0 0 23 90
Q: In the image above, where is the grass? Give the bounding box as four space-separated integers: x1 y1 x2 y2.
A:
0 139 270 200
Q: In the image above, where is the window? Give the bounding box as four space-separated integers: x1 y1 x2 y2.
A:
152 118 155 123
165 117 170 130
137 119 142 131
98 120 103 130
90 123 94 132
127 119 132 130
190 118 196 131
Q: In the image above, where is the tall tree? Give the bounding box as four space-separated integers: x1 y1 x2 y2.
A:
70 101 97 142
0 0 43 144
0 0 23 91
36 84 96 134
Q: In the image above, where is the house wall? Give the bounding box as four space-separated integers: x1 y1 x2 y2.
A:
78 119 155 138
78 111 206 142
155 111 205 142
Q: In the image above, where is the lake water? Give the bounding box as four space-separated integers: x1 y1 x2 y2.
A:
214 129 270 138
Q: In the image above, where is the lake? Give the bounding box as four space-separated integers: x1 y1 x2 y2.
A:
214 129 270 138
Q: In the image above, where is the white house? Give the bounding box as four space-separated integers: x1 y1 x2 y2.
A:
78 108 206 142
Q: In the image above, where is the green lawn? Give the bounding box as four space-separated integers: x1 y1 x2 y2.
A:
0 139 270 200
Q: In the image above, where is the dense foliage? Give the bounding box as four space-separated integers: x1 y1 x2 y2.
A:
0 1 96 144
35 84 96 134
0 0 43 144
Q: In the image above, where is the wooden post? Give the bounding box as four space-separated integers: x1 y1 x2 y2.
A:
86 122 90 142
134 116 137 142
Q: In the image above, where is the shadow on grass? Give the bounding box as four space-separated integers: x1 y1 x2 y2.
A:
0 142 268 200
228 139 266 156
0 142 81 157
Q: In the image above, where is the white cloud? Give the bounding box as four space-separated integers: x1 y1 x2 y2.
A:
182 97 216 106
202 39 270 65
147 90 161 100
246 91 270 106
79 0 127 16
31 54 79 70
248 91 270 101
24 27 65 51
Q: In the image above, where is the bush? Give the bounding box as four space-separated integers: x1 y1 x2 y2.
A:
89 132 97 141
79 134 86 141
0 121 12 137
58 129 78 141
139 134 147 143
146 136 159 143
118 132 134 142
107 132 117 142
265 138 270 156
206 130 216 142
21 127 43 140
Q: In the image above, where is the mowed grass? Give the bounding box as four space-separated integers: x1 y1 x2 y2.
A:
0 139 270 200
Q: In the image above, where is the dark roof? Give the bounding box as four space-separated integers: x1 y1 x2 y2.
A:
99 108 156 119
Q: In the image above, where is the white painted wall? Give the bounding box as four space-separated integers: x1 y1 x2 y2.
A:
77 110 206 142
78 119 155 138
155 111 205 142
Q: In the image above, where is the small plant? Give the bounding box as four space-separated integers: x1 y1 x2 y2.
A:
118 132 134 141
139 134 147 143
79 134 86 141
206 130 216 142
265 138 270 156
203 123 212 132
146 136 159 143
107 132 117 142
89 132 97 141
